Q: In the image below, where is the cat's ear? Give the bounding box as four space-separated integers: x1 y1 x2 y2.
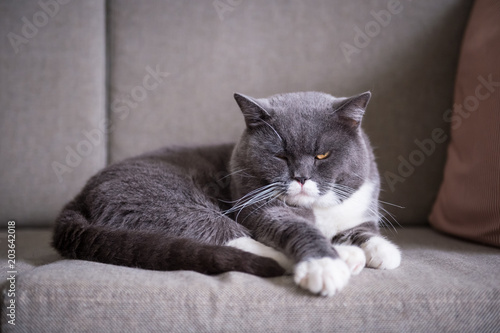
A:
234 93 271 128
333 91 371 129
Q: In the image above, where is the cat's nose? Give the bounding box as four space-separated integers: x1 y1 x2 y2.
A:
294 177 309 185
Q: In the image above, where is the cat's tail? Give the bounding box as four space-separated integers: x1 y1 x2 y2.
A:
52 206 285 277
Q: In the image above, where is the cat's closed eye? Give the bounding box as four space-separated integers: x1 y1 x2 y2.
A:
275 154 288 161
315 152 330 160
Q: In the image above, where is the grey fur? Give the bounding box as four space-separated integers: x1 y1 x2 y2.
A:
53 91 384 276
231 91 380 263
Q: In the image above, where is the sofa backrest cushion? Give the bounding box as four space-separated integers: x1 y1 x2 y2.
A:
0 0 106 227
0 1 472 227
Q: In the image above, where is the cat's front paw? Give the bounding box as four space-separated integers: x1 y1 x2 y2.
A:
361 236 401 269
294 257 350 297
334 245 366 275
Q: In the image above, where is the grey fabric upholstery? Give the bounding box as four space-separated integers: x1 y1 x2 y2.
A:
0 0 106 226
2 228 499 332
2 1 498 333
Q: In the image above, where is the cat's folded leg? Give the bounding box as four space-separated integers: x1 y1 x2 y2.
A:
331 222 401 270
238 206 352 296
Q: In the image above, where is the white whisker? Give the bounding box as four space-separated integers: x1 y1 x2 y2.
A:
217 169 248 181
261 119 283 143
223 183 284 217
378 200 405 209
240 190 286 223
351 172 366 181
223 183 276 205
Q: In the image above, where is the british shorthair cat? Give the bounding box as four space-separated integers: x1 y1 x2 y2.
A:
53 91 401 296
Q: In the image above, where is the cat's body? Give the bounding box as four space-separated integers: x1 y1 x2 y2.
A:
53 91 401 296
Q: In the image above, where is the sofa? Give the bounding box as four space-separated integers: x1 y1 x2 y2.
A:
1 0 499 332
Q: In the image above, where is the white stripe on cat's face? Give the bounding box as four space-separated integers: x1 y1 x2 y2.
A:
285 180 320 207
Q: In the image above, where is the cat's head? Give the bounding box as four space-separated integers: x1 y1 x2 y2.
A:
231 91 374 208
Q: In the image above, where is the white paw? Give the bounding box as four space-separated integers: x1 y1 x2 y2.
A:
294 257 350 297
334 245 366 275
226 237 293 273
361 236 401 270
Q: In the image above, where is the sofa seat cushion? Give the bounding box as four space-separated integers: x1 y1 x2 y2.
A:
2 227 499 332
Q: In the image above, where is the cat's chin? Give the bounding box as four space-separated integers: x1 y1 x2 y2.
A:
284 193 318 208
284 180 320 208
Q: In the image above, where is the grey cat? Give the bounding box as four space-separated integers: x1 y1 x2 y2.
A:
53 91 401 297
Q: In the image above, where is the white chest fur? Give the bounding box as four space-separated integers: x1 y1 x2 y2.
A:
312 181 377 240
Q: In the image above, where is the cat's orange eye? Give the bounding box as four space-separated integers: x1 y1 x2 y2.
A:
315 152 330 160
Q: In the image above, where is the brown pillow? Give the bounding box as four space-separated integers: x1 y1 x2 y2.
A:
429 0 500 247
